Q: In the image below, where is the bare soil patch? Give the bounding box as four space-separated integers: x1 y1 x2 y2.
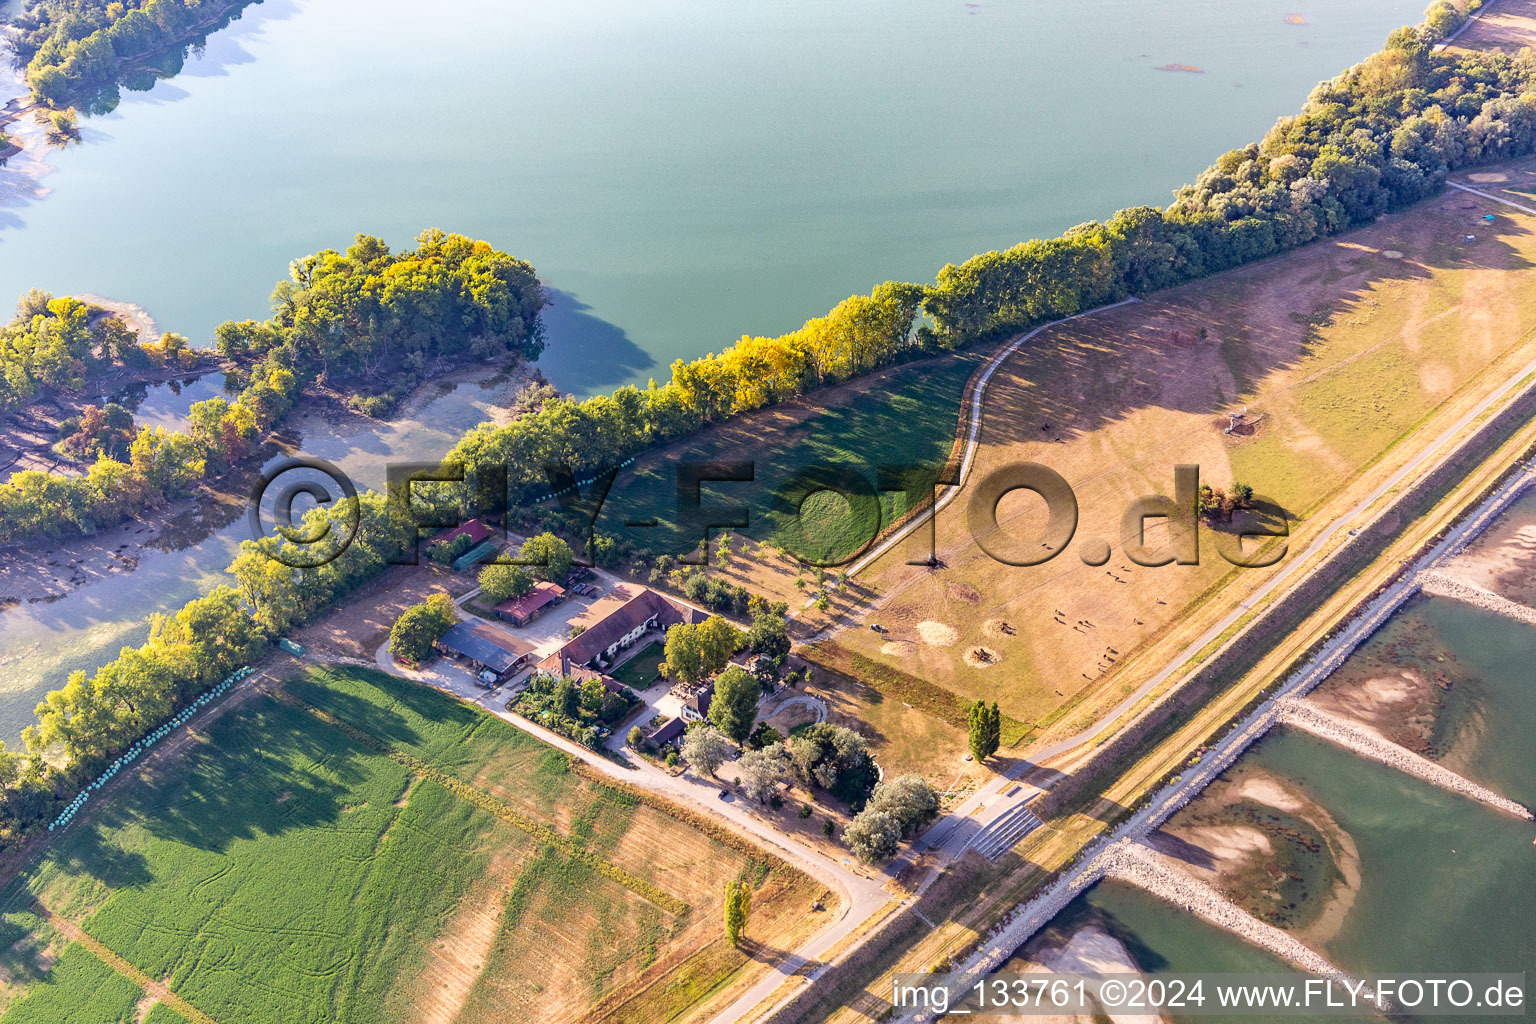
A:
917 621 957 647
408 846 531 1024
288 561 467 660
962 645 1001 669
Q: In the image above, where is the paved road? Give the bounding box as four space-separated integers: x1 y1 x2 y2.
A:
1447 179 1536 215
734 260 1536 1017
397 264 1536 1019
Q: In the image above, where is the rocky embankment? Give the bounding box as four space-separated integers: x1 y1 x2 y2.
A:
1274 698 1533 821
1418 570 1536 628
1099 842 1353 978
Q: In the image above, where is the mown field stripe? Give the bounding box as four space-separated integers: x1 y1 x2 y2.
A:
31 900 221 1024
274 692 691 916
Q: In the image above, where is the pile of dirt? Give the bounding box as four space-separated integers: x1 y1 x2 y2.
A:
963 646 1001 669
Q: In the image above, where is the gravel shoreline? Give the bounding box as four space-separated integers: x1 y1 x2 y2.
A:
902 465 1536 1024
1418 569 1536 628
1274 697 1532 820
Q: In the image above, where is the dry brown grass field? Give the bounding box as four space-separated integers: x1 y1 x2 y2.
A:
800 159 1536 754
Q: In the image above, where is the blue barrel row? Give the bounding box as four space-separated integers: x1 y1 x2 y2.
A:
529 457 635 504
48 666 256 832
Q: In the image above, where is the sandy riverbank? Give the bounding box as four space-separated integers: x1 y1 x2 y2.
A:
1005 922 1164 1024
1305 601 1458 756
1 361 538 604
0 56 57 213
73 292 163 342
1436 492 1536 605
1150 764 1360 947
0 476 247 606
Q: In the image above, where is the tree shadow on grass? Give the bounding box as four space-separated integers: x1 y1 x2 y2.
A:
737 936 794 967
598 351 985 563
974 197 1536 458
43 826 154 893
126 697 385 854
284 673 447 753
0 908 54 987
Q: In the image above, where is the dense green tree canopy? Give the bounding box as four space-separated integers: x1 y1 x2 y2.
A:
388 593 458 666
787 722 878 807
664 616 744 686
26 585 267 774
844 774 940 863
14 0 260 109
681 724 730 776
518 531 574 581
216 230 545 391
478 563 535 604
707 666 760 743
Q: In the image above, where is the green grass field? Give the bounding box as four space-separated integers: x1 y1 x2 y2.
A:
143 1005 190 1024
0 943 141 1024
599 352 981 565
610 642 666 689
0 666 808 1024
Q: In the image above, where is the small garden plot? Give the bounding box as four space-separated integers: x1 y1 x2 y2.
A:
512 674 639 750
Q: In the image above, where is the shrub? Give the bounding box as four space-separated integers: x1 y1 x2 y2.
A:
387 593 458 666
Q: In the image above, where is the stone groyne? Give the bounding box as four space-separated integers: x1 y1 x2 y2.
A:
1101 842 1362 982
1418 570 1536 629
1273 698 1534 821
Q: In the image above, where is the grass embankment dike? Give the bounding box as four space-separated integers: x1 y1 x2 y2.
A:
0 666 819 1024
764 332 1536 1024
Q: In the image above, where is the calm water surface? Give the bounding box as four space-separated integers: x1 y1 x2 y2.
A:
4 0 1529 985
1249 726 1535 976
0 0 1422 393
